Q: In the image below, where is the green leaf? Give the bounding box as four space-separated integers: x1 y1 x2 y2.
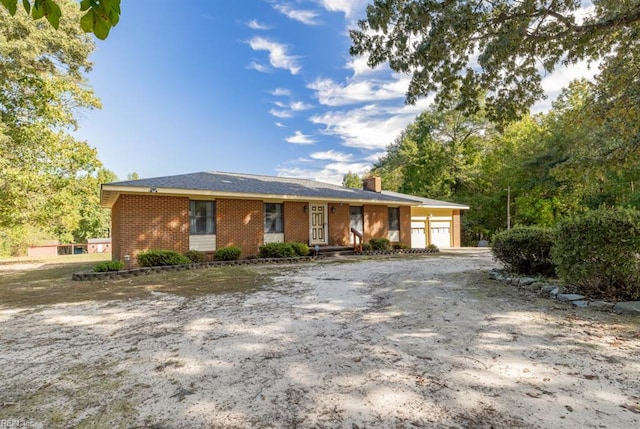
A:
2 0 18 15
21 0 29 14
80 10 94 33
79 0 90 12
93 17 109 40
31 0 44 19
44 0 61 29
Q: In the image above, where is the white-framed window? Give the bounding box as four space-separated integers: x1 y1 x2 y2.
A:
190 201 216 234
388 207 400 233
264 203 284 233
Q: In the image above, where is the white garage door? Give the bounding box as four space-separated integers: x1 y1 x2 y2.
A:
411 222 426 249
430 221 451 248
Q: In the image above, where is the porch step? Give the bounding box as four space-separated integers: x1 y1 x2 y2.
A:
314 246 356 257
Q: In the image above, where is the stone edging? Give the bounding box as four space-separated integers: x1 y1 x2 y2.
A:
72 248 439 281
488 269 640 315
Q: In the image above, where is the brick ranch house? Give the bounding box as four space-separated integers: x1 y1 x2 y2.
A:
100 171 467 265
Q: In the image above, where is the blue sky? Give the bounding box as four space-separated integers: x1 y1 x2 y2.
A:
75 0 595 185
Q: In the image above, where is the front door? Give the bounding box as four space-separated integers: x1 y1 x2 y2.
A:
309 204 327 245
349 206 363 244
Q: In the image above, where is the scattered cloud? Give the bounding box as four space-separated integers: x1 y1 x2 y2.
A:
317 0 368 19
247 19 271 30
533 60 600 113
310 149 353 162
271 88 292 97
247 61 270 73
286 130 317 145
269 109 294 119
273 3 320 25
308 75 410 106
275 122 287 128
276 160 371 185
310 97 434 150
248 37 301 75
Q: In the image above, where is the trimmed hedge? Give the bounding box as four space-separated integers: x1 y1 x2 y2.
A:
291 242 310 256
369 238 390 251
258 242 297 258
215 246 242 261
137 250 191 267
94 260 124 272
184 250 206 263
491 226 556 276
551 207 640 301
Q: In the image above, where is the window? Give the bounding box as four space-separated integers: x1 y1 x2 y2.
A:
190 201 216 234
388 207 400 232
264 203 283 233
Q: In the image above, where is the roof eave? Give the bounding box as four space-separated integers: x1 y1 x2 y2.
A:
100 185 418 208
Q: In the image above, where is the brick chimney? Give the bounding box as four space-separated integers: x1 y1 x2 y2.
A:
363 176 382 193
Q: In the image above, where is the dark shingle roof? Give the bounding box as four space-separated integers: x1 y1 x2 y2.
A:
105 171 417 203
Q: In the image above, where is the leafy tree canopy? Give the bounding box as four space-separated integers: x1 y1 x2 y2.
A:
342 171 363 189
350 0 640 124
1 0 120 39
0 0 105 254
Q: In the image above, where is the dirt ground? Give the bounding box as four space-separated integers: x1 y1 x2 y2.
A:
1 250 639 428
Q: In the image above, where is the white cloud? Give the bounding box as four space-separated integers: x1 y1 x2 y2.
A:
271 88 292 97
273 3 320 25
247 61 269 73
318 0 368 19
310 97 434 150
365 151 386 162
532 59 599 113
344 55 384 77
269 108 294 119
286 131 317 145
310 149 353 162
248 37 301 75
275 122 287 128
276 161 371 185
247 19 271 30
308 75 410 106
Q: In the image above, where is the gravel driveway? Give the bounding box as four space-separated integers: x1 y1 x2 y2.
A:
1 250 639 428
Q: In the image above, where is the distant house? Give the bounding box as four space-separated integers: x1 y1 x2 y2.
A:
100 171 468 265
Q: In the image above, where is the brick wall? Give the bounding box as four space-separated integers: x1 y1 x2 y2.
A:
363 205 388 242
216 199 263 257
399 206 411 247
111 194 189 265
328 203 350 246
284 202 309 243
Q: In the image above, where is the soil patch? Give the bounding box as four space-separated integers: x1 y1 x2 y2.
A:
1 251 638 428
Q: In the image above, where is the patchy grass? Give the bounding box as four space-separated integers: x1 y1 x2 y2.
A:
0 258 271 309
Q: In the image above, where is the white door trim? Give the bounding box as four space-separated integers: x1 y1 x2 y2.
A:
309 203 328 245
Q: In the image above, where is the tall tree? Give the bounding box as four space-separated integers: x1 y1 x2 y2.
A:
0 1 103 254
342 171 363 189
350 0 640 124
372 105 490 200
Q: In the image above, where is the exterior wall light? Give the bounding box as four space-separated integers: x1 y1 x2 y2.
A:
331 206 336 214
303 205 308 213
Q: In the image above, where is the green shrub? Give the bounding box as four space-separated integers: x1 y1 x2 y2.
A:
393 243 409 250
551 207 640 301
369 238 390 250
137 250 191 267
258 242 296 258
94 260 124 272
362 243 372 251
215 246 242 261
184 250 206 263
491 226 556 276
427 244 439 250
290 242 310 256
